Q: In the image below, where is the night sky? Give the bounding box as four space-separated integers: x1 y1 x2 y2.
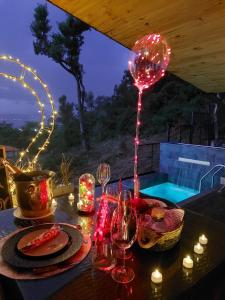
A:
0 0 130 125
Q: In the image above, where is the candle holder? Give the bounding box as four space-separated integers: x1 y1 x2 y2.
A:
194 242 204 254
199 234 208 245
151 269 163 284
68 193 75 205
183 255 193 269
77 173 95 213
51 198 57 208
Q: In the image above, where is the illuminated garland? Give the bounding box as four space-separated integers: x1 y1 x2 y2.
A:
128 34 171 199
0 55 57 170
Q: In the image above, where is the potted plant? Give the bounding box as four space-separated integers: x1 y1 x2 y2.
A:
53 154 74 197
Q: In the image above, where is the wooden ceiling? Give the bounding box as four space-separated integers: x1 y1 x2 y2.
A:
49 0 225 92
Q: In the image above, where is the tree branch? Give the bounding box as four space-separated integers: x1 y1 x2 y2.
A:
58 61 74 75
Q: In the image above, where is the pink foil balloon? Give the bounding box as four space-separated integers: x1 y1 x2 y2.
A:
128 33 171 90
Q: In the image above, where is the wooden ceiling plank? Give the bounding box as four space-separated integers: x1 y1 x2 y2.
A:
48 0 225 92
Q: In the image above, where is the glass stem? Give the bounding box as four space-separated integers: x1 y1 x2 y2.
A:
102 184 105 195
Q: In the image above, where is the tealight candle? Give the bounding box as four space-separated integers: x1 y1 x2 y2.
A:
68 193 75 201
194 242 204 254
199 234 208 245
151 269 163 284
52 198 57 208
183 255 193 269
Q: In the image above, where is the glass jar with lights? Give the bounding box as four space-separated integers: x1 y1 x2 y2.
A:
77 173 95 213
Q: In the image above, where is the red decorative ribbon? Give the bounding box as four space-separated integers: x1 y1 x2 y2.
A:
40 179 48 207
20 224 61 253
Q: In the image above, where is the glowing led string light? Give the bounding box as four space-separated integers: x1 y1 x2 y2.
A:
128 34 171 200
0 55 57 170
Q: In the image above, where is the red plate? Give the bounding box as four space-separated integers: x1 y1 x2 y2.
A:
17 229 69 257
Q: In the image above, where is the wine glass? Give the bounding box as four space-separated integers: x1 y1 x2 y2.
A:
96 163 111 195
110 190 138 283
114 190 133 260
92 238 116 271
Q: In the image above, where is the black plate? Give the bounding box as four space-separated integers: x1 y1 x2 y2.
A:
1 223 83 269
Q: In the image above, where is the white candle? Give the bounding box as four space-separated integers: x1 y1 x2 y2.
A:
194 242 204 254
52 198 57 207
151 269 163 284
183 255 193 269
68 193 75 201
199 234 208 245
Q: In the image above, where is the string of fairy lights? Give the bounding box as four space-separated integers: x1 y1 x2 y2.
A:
128 33 171 199
0 55 57 171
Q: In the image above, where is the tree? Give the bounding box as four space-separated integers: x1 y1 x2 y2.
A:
86 71 137 142
58 95 80 148
0 121 40 152
0 123 20 147
30 4 90 150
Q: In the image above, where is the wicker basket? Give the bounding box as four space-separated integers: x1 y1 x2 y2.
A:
137 198 184 251
151 222 184 252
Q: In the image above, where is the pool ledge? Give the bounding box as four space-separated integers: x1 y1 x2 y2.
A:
178 187 218 207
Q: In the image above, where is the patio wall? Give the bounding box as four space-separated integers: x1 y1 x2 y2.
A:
160 143 225 192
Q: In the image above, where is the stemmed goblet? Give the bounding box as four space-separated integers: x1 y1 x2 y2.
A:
96 163 111 195
110 190 138 283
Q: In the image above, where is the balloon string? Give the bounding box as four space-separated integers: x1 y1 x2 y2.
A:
134 89 143 200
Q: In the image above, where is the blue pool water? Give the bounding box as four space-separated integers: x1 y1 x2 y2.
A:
140 182 199 203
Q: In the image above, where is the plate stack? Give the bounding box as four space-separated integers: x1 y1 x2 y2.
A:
0 223 90 278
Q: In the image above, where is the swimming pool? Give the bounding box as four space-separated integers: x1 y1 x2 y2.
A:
140 182 199 204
